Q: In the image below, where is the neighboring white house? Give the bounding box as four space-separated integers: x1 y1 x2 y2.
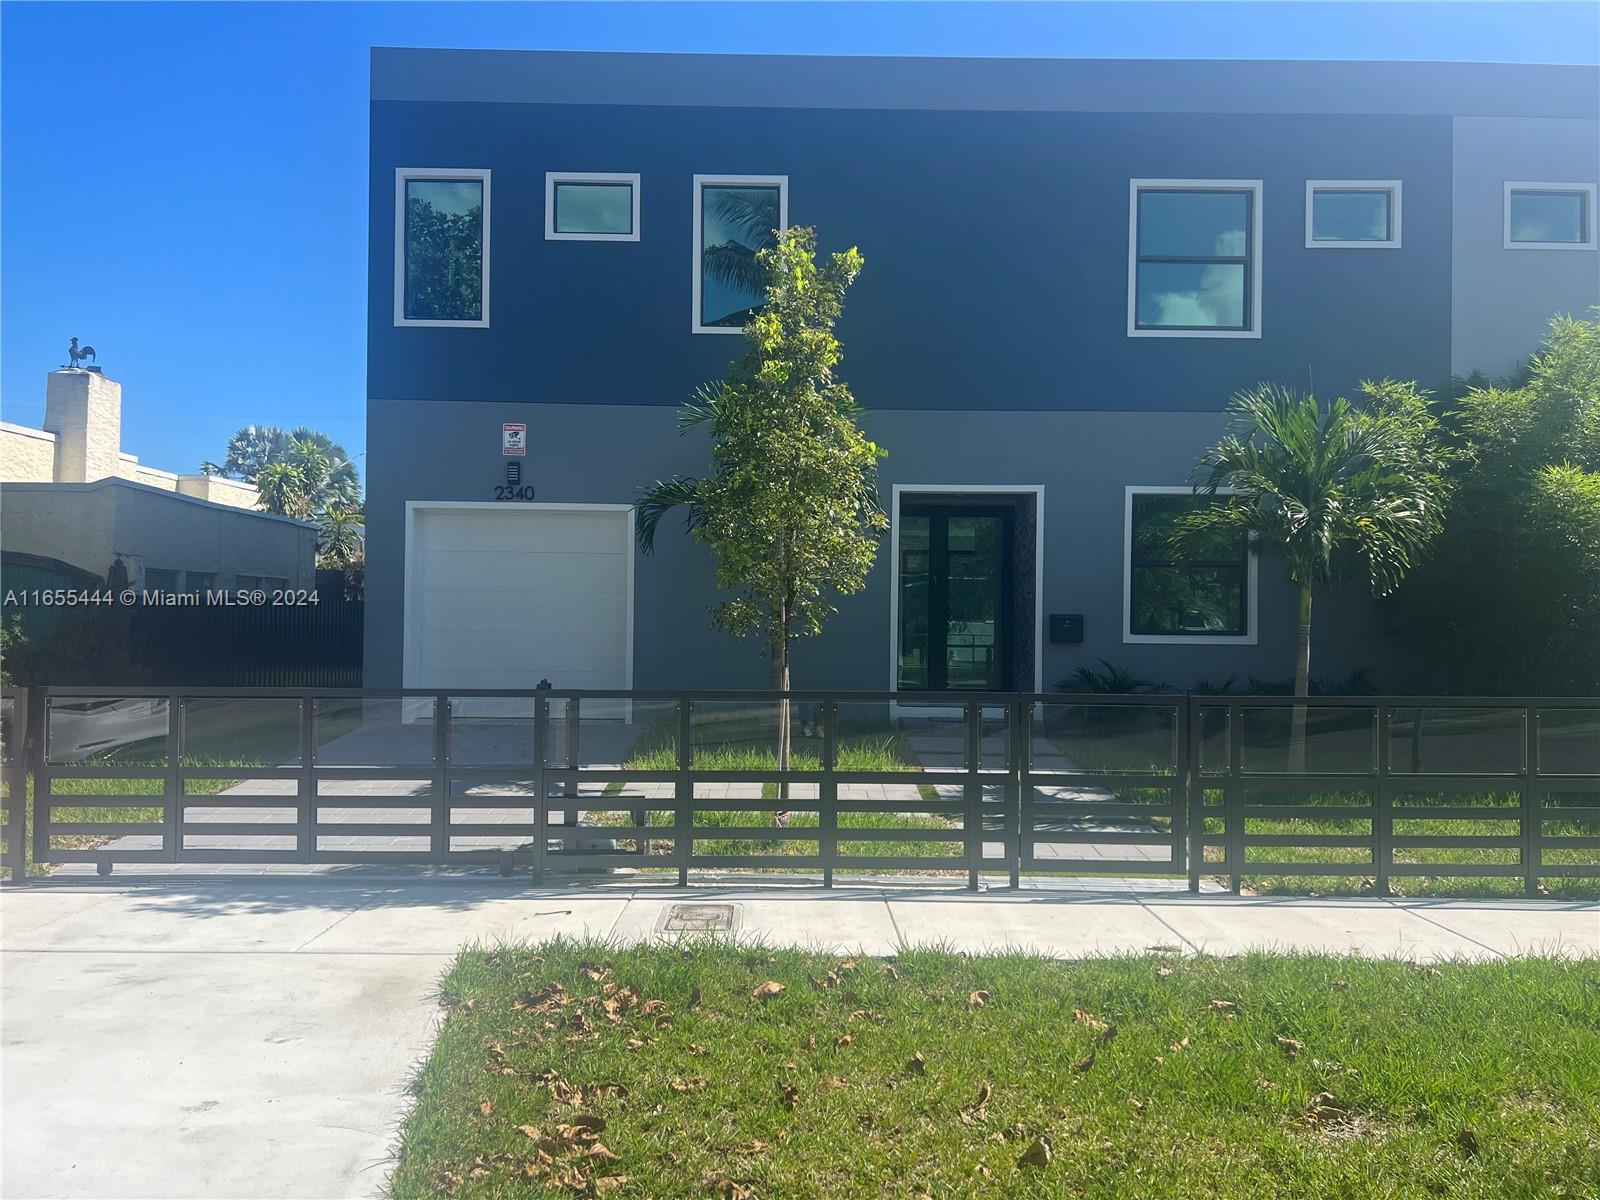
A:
1 368 315 592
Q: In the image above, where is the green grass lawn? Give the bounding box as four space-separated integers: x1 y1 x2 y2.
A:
591 719 955 865
390 941 1600 1199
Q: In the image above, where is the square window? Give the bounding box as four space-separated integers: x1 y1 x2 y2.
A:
693 175 787 334
184 572 215 595
545 173 640 241
1505 184 1596 249
394 169 490 326
1306 181 1400 248
1129 181 1261 338
1125 490 1254 642
144 568 179 593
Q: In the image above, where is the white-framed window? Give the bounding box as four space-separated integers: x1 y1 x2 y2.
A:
393 167 490 327
1123 486 1257 645
1504 182 1597 250
1305 180 1401 248
545 172 640 241
1128 180 1263 339
692 174 788 335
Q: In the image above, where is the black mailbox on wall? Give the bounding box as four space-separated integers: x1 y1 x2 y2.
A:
1049 613 1085 644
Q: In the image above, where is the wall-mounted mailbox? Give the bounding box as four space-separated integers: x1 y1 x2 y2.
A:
1049 613 1085 644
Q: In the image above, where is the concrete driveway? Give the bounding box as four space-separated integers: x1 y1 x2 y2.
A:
2 876 1596 1199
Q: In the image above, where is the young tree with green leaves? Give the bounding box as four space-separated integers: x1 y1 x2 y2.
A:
1387 313 1600 693
636 226 886 779
1178 381 1449 765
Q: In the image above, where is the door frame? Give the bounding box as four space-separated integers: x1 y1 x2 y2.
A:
402 500 636 691
888 484 1045 709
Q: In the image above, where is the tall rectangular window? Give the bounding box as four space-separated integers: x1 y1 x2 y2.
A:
1129 181 1262 338
545 172 639 241
692 175 787 334
394 168 490 326
1125 490 1253 642
1505 184 1596 249
1306 181 1401 248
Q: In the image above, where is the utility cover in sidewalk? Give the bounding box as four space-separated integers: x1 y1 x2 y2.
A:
660 903 739 933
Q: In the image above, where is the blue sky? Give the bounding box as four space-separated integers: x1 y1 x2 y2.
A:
3 2 1596 488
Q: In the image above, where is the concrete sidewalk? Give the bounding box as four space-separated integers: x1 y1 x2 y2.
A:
2 878 1595 1200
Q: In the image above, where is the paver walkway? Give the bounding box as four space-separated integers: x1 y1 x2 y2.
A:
2 875 1595 1198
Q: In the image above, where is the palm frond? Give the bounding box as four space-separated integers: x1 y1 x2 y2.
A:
678 382 727 433
635 476 705 555
701 241 767 296
706 188 781 247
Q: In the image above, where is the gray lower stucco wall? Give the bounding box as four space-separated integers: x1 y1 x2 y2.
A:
0 480 316 588
365 398 1390 692
1451 115 1600 380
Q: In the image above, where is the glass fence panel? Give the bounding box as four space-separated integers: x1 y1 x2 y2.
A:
1387 707 1523 775
313 698 433 767
182 697 301 768
1539 708 1600 777
545 698 678 770
47 696 170 766
1239 705 1375 775
1032 703 1178 774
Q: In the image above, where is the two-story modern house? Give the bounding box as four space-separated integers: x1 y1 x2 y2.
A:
366 48 1599 696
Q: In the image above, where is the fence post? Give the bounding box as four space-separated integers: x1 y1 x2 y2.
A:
820 700 837 889
162 692 182 865
1011 697 1028 889
1 689 30 885
33 692 51 869
964 702 981 891
532 694 548 885
1524 703 1541 898
1226 702 1243 895
1174 696 1191 891
431 695 451 863
1375 705 1392 897
298 695 316 863
675 700 693 887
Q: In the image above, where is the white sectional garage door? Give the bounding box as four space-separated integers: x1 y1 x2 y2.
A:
405 505 633 692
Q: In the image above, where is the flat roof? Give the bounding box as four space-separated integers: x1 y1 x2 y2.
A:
372 47 1599 119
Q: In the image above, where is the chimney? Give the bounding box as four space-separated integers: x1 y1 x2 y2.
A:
43 369 121 483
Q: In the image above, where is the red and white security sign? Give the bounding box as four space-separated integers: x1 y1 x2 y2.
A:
502 423 527 456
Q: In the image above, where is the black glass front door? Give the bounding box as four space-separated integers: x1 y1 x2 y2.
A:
898 505 1014 691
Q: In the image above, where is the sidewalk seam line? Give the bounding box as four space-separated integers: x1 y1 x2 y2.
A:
882 892 906 949
603 895 631 942
291 893 384 953
1134 897 1202 954
1381 898 1507 958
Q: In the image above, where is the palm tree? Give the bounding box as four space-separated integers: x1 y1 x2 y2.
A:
255 461 311 519
1177 383 1447 767
218 425 360 510
317 505 365 564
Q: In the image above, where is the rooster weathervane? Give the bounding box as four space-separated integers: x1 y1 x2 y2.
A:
63 337 98 369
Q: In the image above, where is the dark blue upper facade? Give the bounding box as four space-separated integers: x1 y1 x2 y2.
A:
366 52 1501 413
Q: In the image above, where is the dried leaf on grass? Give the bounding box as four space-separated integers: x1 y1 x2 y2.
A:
752 981 786 1001
968 990 991 1009
1018 1136 1053 1167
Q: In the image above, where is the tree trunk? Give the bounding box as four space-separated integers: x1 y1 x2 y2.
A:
771 611 791 815
1289 583 1313 773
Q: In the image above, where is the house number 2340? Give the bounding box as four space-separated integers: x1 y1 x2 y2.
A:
494 484 537 501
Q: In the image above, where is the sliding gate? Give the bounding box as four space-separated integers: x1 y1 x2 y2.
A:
3 688 1597 894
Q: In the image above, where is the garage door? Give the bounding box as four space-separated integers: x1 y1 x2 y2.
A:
405 505 632 692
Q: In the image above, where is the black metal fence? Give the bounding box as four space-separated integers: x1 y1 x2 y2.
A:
2 686 1596 893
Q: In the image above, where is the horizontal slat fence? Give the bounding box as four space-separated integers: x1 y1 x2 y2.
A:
2 687 1596 893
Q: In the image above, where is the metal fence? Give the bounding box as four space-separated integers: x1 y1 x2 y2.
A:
2 686 1596 893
